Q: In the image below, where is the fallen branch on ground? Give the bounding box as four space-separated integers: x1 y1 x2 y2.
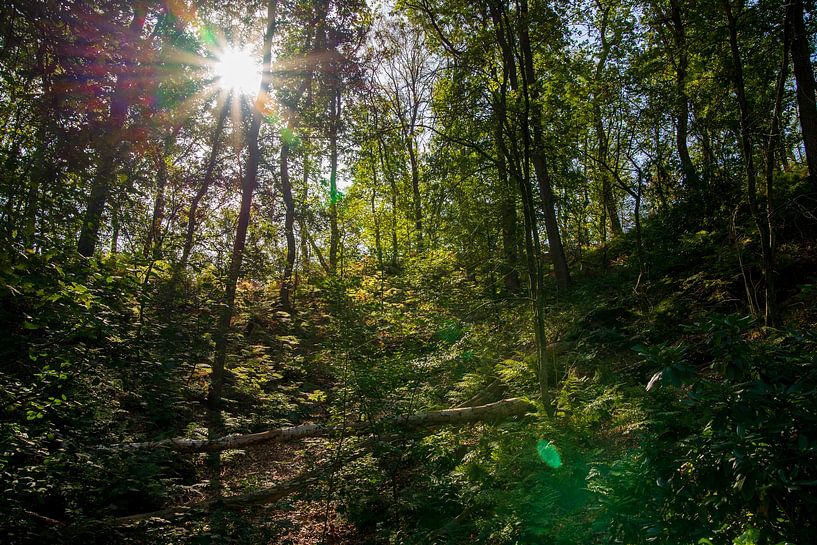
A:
112 398 534 453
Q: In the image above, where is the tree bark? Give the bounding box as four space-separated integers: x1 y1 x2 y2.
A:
144 131 177 259
376 131 399 268
593 5 623 236
493 98 520 292
328 88 340 274
299 215 331 274
408 137 423 251
280 130 297 310
488 0 552 410
209 0 278 409
761 6 791 326
668 0 700 192
789 0 817 189
518 0 571 290
180 95 229 268
205 3 278 534
279 78 313 307
369 144 385 271
299 144 311 277
724 0 775 325
488 0 520 294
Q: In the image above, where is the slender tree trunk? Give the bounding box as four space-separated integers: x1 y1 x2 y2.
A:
110 193 120 254
390 179 399 266
761 9 791 326
329 89 340 274
725 0 775 325
408 138 423 251
377 133 399 268
280 129 296 310
488 0 519 292
181 95 229 268
279 80 312 307
299 216 331 273
144 134 174 259
595 115 623 236
23 173 39 246
369 145 384 271
299 144 310 277
669 0 700 192
789 0 817 188
518 0 570 290
490 0 552 409
634 171 644 276
207 2 278 537
593 6 622 236
496 110 520 292
77 4 146 257
23 144 51 248
211 0 277 407
518 155 551 411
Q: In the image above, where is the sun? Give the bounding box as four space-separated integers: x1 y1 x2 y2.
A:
213 47 260 94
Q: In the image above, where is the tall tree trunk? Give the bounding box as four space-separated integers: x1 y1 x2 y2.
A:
593 5 623 236
299 144 311 277
369 142 385 272
496 110 520 292
211 0 278 408
23 142 51 248
279 79 312 307
144 133 175 259
724 0 775 325
109 205 119 254
23 172 39 247
488 4 521 292
329 89 340 274
669 0 700 192
77 4 146 257
371 181 384 272
207 2 278 537
280 129 296 310
595 115 623 236
489 0 553 409
789 0 817 188
504 126 550 410
377 133 399 268
181 95 229 268
408 138 423 251
518 0 571 290
761 7 791 326
279 19 318 305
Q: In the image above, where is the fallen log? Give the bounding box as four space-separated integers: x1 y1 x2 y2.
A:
112 398 534 453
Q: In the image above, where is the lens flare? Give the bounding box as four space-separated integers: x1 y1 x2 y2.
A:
213 47 260 94
536 439 562 469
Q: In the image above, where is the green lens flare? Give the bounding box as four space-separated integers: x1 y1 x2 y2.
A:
199 26 218 47
536 440 562 468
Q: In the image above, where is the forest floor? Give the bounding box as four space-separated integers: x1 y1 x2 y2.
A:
163 214 817 544
6 208 815 545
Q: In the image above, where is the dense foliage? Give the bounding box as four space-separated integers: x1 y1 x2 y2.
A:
1 0 816 544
